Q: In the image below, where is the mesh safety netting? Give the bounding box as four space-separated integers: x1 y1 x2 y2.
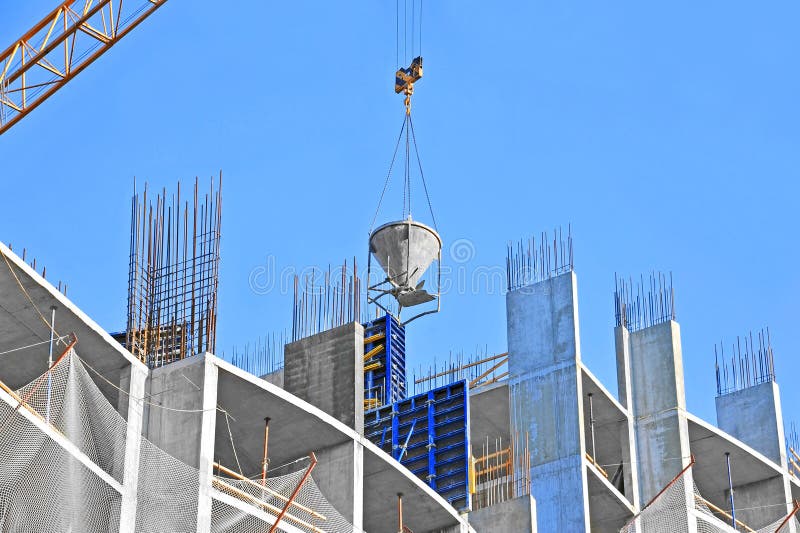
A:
0 349 354 533
212 469 354 533
620 466 799 533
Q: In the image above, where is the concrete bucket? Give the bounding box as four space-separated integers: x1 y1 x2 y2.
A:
369 217 441 308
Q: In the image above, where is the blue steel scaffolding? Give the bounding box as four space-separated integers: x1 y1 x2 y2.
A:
364 380 471 511
363 313 407 409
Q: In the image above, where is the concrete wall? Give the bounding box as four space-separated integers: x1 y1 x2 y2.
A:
260 367 284 388
726 476 790 529
507 271 590 531
469 382 510 447
284 322 364 432
468 494 536 532
716 381 788 468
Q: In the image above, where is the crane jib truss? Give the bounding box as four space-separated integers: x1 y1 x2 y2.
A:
0 0 167 135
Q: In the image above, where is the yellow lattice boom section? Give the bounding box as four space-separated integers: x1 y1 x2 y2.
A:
0 0 167 134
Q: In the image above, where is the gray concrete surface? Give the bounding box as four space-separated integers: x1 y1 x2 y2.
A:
212 357 469 533
143 355 208 468
726 476 787 529
285 322 364 432
0 242 143 407
613 326 641 509
581 364 638 510
716 380 788 468
626 321 693 507
507 271 590 531
314 440 364 530
260 367 284 388
469 381 510 447
586 462 635 533
468 494 536 532
688 413 796 530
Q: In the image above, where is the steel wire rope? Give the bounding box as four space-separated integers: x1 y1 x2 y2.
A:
408 114 437 230
369 115 408 234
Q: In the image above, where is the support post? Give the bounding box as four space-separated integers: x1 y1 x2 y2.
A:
268 453 318 533
397 493 404 533
261 417 271 485
588 393 596 461
775 501 800 533
726 452 737 531
45 305 56 423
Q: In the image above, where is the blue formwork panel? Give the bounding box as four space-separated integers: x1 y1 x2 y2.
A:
363 313 406 408
364 380 471 511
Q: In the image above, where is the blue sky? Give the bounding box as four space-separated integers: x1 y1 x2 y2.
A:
2 1 798 428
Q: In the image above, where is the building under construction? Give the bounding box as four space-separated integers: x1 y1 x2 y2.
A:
1 1 799 532
1 214 799 532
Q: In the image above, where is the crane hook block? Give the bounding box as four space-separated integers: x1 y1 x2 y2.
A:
395 56 423 95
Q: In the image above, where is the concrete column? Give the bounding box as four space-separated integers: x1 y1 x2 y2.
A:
285 322 365 433
311 440 364 532
196 356 219 533
507 271 590 532
716 380 796 528
627 320 696 532
119 363 147 533
143 356 208 467
614 326 640 510
716 381 788 468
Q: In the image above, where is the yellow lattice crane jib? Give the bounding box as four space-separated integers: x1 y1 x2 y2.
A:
0 0 168 135
395 56 422 115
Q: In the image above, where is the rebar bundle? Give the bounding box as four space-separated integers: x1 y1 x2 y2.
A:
506 226 573 292
222 331 287 378
126 175 222 368
715 328 776 396
291 259 361 342
614 272 676 332
471 433 531 511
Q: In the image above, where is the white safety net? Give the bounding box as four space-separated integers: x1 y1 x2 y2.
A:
0 349 354 533
620 466 800 533
212 467 355 533
0 349 124 532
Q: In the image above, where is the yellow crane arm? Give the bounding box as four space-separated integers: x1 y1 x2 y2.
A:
0 0 167 135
